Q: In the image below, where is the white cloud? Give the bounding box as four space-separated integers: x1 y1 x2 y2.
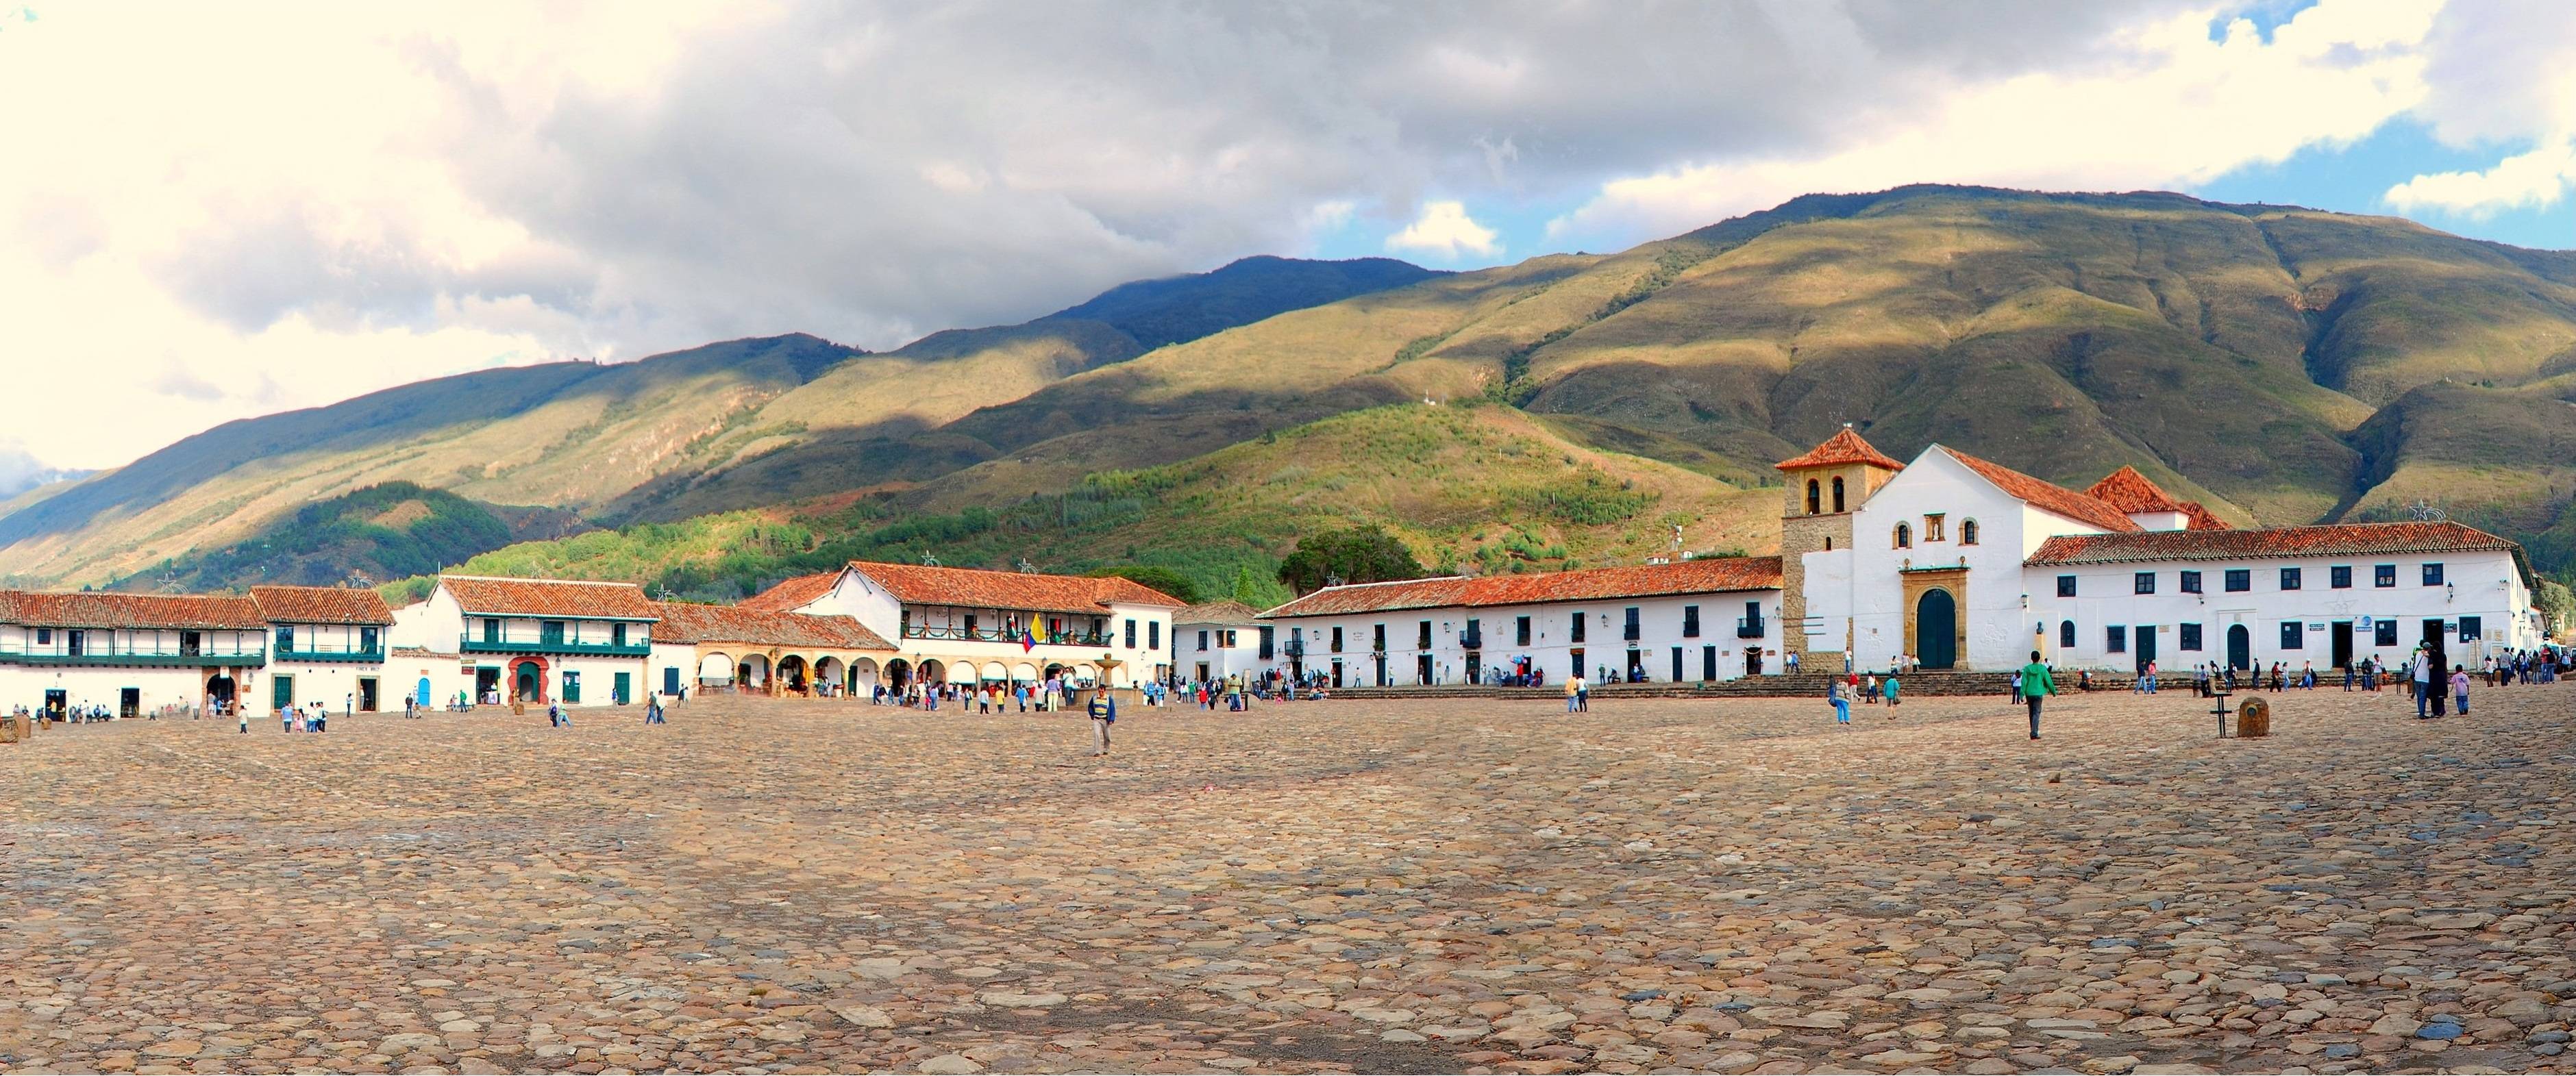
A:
2385 140 2576 216
1 0 2558 476
1385 201 1502 260
2381 0 2576 220
1549 0 2442 244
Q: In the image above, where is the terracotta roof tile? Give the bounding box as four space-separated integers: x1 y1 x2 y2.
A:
849 562 1186 613
740 571 841 612
2084 466 2185 514
1776 428 1905 472
249 585 393 625
438 576 659 620
647 602 894 650
1263 557 1783 618
0 590 267 630
2026 521 2519 567
2177 501 2232 531
1174 600 1264 625
1938 447 2142 534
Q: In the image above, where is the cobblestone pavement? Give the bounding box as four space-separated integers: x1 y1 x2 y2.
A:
3 684 2573 1075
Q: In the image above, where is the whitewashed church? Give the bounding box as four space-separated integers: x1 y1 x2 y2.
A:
1778 428 2543 673
1263 427 2544 684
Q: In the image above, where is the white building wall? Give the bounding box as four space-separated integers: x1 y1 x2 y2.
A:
1265 590 1783 687
2033 549 2535 673
1840 452 2120 671
0 623 269 715
1800 547 1856 666
1174 621 1265 684
795 571 907 641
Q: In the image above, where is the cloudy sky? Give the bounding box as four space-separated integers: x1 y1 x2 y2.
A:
3 0 2571 479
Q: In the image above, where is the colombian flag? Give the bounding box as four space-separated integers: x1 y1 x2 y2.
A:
1023 619 1045 652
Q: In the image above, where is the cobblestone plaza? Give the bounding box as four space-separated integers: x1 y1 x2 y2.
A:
3 687 2571 1074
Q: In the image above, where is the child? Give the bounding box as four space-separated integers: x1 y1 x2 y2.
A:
1828 677 1850 725
2452 664 2471 716
1883 672 1900 711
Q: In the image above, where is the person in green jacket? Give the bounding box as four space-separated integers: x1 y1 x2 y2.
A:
2021 650 2057 739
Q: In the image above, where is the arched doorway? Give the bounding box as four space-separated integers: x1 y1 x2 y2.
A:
852 657 880 693
1915 589 1957 670
206 673 237 714
816 655 845 695
778 655 809 695
1011 661 1038 684
980 661 1009 686
512 658 547 703
2227 624 2251 671
698 652 734 692
739 653 771 693
884 658 912 692
919 659 947 686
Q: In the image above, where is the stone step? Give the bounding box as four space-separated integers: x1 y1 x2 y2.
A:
1320 668 2159 700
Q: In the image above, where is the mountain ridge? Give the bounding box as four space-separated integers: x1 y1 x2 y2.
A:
16 186 2576 601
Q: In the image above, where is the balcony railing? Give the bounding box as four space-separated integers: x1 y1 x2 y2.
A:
900 624 1110 647
1283 638 1306 658
460 635 650 658
1737 616 1766 639
274 645 387 664
1459 633 1483 651
0 647 266 668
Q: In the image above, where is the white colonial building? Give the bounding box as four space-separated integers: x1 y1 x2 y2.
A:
1172 600 1268 684
645 601 894 699
1781 428 2542 673
0 591 270 717
745 560 1184 689
389 575 658 707
251 585 395 714
1259 558 1786 687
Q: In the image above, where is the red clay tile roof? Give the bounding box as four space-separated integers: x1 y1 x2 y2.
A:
1263 556 1783 618
2084 466 2184 514
0 590 267 630
1776 427 1905 472
1174 600 1264 625
1937 447 2141 534
850 562 1187 613
2026 521 2521 567
439 576 660 620
249 585 393 625
2176 501 2231 531
648 602 894 650
740 570 842 612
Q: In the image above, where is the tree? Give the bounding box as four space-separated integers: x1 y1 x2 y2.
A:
1085 564 1202 604
1276 524 1427 595
1230 566 1265 606
2539 578 2575 636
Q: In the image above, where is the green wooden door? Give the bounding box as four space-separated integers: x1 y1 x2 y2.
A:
613 672 630 705
271 674 295 710
562 671 582 703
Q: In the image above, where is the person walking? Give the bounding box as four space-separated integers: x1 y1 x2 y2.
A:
1086 690 1115 756
1575 672 1590 713
2021 651 2057 740
1828 675 1850 726
2451 664 2471 716
1564 672 1582 714
2412 648 2433 718
1883 671 1900 712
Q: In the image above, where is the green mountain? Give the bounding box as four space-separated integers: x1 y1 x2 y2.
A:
9 186 2576 601
0 257 1439 590
114 481 583 592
